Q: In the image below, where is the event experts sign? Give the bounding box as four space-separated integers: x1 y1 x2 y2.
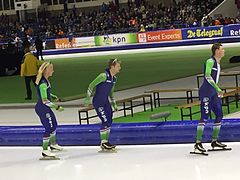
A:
137 29 182 43
95 33 137 46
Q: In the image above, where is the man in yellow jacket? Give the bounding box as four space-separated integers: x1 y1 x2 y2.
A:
21 48 43 100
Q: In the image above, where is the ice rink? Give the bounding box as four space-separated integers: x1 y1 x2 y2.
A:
1 44 240 180
1 143 240 180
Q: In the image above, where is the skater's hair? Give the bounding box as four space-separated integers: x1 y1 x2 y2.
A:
211 43 222 56
35 61 51 85
108 58 121 69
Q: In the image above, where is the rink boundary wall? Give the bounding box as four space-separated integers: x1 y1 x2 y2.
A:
41 24 240 56
43 36 240 56
1 119 240 146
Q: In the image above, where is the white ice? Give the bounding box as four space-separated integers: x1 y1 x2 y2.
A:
1 143 240 180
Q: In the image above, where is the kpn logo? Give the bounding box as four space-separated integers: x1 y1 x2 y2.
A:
103 35 126 44
103 35 111 45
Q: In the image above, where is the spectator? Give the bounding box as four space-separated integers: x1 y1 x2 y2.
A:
35 36 44 60
20 47 43 100
64 0 68 15
22 36 31 51
236 0 240 15
139 24 145 32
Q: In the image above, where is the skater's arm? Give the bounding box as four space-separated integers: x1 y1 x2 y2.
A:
84 73 107 105
110 83 118 111
205 59 222 93
86 73 107 98
109 83 115 99
39 83 58 109
50 93 59 101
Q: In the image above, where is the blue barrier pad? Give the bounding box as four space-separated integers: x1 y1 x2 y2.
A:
1 119 240 146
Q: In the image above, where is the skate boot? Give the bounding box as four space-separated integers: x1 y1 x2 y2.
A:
190 142 208 155
208 140 232 151
39 150 59 160
105 142 116 149
210 140 227 150
101 142 113 150
100 142 117 152
42 150 56 157
50 144 64 151
194 142 206 153
39 150 60 160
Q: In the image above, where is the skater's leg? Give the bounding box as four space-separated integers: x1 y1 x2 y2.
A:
103 103 116 148
210 96 227 148
196 122 205 143
196 96 211 142
211 95 223 141
47 112 63 151
50 132 63 151
40 112 54 149
94 104 110 147
39 111 57 156
43 136 50 151
94 103 114 150
105 103 114 142
49 111 57 145
194 96 212 152
50 130 56 145
100 127 109 144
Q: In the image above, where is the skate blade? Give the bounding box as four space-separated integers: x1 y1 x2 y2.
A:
190 151 208 156
98 148 119 153
208 147 232 152
50 148 66 152
39 156 60 160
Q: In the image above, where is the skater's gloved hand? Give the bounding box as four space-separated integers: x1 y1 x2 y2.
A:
112 100 118 111
218 90 224 98
56 105 64 112
51 94 60 102
53 98 60 102
84 96 91 106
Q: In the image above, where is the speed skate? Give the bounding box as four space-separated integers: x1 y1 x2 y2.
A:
190 151 208 156
98 145 119 153
39 156 60 160
39 150 60 160
208 141 232 152
98 147 119 153
208 147 232 152
190 142 208 156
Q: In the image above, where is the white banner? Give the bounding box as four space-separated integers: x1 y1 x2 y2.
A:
75 37 95 47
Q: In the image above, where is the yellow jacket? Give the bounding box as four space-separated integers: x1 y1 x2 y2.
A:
20 52 43 77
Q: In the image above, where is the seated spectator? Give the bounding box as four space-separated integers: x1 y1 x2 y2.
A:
139 24 145 32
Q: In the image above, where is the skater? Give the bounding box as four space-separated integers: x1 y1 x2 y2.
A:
35 62 64 159
84 58 121 151
193 43 229 155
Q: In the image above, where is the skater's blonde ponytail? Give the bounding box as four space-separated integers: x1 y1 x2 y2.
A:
35 62 50 85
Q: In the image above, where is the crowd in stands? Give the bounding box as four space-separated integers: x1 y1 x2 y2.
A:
0 0 240 46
